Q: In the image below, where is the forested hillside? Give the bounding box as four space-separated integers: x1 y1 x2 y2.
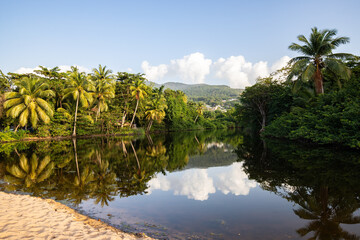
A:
150 82 243 108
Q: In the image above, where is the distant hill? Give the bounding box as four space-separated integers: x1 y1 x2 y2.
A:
149 81 243 109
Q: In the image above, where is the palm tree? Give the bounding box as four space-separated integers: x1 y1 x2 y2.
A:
288 27 357 94
130 77 148 128
145 86 167 132
63 68 94 136
91 65 115 121
34 66 66 109
4 77 54 131
194 102 204 123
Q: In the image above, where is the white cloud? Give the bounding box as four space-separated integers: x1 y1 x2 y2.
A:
172 169 215 201
141 61 168 81
15 65 91 74
141 53 290 88
215 162 257 196
15 66 41 74
142 52 212 84
148 169 216 201
147 162 257 201
270 56 291 73
170 52 212 84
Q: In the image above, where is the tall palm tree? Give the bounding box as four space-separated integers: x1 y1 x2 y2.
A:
91 65 115 121
130 77 147 127
63 68 94 136
4 77 54 131
288 27 357 94
34 66 66 109
145 86 167 132
194 102 204 123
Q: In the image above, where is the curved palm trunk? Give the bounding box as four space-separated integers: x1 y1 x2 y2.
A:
72 94 80 137
194 115 199 123
121 111 127 128
130 141 141 170
130 99 139 128
146 119 153 132
315 63 324 94
72 138 80 181
96 106 100 122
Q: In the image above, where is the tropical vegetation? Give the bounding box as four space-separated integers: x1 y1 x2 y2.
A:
0 65 236 141
237 27 360 149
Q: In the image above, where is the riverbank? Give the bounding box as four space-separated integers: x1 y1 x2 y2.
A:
0 191 153 240
0 128 145 143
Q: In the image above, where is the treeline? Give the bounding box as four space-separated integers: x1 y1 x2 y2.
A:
236 27 360 149
0 65 237 141
153 82 242 108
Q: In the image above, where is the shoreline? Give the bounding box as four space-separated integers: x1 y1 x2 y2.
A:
0 191 153 240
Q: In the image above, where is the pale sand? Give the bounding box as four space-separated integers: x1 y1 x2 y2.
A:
0 192 153 240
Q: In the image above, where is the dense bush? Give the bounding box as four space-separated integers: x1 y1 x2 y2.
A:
264 77 360 148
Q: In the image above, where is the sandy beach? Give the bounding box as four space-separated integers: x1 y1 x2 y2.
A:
0 191 153 240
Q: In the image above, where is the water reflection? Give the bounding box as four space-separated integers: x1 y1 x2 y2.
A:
238 137 360 240
148 162 257 201
0 130 359 239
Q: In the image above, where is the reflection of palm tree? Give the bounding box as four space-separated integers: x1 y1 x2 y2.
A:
68 138 96 205
287 186 360 240
5 153 55 188
92 155 117 206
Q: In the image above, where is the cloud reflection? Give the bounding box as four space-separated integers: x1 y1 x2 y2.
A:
148 162 256 201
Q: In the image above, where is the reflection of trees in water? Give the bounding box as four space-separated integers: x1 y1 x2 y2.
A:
5 153 55 192
1 130 240 206
237 135 360 239
288 186 360 240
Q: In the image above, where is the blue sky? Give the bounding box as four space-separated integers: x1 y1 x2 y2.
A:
1 0 359 88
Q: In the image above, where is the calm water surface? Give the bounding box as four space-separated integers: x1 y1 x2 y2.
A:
1 130 360 239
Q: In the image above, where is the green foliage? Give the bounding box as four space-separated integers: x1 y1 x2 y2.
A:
151 81 242 109
264 75 360 148
237 78 293 132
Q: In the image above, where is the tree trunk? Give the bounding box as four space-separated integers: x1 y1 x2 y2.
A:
194 115 199 123
121 140 127 157
72 138 80 181
259 107 266 133
146 133 154 146
130 141 140 170
146 120 153 132
14 124 20 132
72 94 80 137
96 106 100 122
130 99 139 128
315 63 324 94
121 111 127 128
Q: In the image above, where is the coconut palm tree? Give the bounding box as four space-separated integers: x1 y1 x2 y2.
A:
63 68 94 136
194 102 204 123
4 77 54 131
130 77 148 127
145 86 167 132
91 65 115 121
288 27 357 94
34 66 66 109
